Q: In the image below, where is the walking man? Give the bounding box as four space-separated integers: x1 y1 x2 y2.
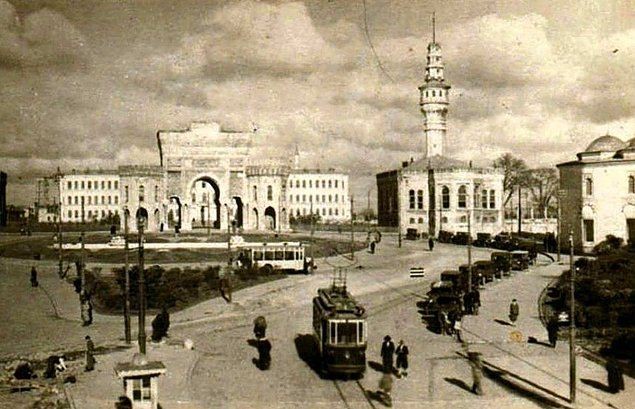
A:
30 266 38 287
469 351 483 396
85 335 95 372
378 372 393 406
257 337 272 370
395 340 409 378
380 335 395 373
428 237 434 252
547 316 559 348
473 289 481 315
454 313 463 343
509 299 519 326
606 357 625 393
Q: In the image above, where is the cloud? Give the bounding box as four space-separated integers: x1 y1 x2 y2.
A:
0 1 88 68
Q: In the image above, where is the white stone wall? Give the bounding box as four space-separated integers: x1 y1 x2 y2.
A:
60 173 120 223
287 172 350 222
120 172 166 232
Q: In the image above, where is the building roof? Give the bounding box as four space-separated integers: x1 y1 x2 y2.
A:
289 168 346 175
407 155 468 170
584 134 626 153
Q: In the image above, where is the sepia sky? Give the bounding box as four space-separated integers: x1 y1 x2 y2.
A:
2 0 635 206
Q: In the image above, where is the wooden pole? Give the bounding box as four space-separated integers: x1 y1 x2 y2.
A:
350 196 355 258
123 211 131 344
137 218 146 354
569 231 576 403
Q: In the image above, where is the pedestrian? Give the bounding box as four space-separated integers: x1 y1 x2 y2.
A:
378 371 393 406
81 294 92 327
30 266 38 287
85 335 95 372
395 340 409 378
509 299 519 326
473 290 481 315
253 315 267 340
469 351 483 396
257 337 272 370
115 396 133 409
454 313 463 343
606 357 625 393
428 237 434 251
370 240 376 254
151 306 170 342
547 316 559 348
381 335 395 373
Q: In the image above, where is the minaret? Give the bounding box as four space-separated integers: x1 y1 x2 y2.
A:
419 12 450 157
293 144 300 169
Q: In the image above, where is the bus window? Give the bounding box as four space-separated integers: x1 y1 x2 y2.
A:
330 322 337 344
253 251 263 261
285 250 294 260
265 250 274 261
275 250 284 260
337 322 357 344
358 322 364 344
298 249 304 260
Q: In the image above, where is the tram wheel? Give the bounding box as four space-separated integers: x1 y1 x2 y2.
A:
260 265 273 275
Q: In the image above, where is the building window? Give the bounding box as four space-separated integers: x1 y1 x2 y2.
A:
322 208 326 216
267 185 273 201
67 196 71 204
489 190 496 209
302 180 306 188
309 195 313 202
309 180 312 188
154 185 159 202
114 181 118 189
296 195 299 202
418 217 424 224
108 181 112 189
322 180 326 188
100 181 103 189
458 185 467 208
125 186 129 203
67 181 72 189
253 186 257 201
335 208 339 215
629 176 635 194
87 197 91 205
322 194 325 202
132 377 151 402
329 195 332 203
68 210 72 218
584 219 594 242
289 195 293 203
442 186 450 209
585 178 593 196
329 208 332 216
328 180 332 188
114 196 118 204
417 190 424 210
335 194 339 202
74 181 78 189
87 210 92 218
81 181 84 189
101 210 106 217
94 195 98 204
315 180 319 188
74 210 78 218
409 217 415 224
88 181 91 189
101 196 105 204
409 189 415 209
481 190 488 208
108 196 112 204
302 194 306 202
74 196 78 205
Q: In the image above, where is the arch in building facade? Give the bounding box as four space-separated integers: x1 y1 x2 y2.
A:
188 176 222 229
135 207 149 229
264 206 276 230
252 208 259 230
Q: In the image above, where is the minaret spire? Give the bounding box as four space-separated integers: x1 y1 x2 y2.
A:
432 12 436 44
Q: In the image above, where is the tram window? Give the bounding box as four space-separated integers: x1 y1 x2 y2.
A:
265 250 274 260
358 322 364 343
275 250 284 260
330 322 337 344
253 251 264 261
285 250 294 260
337 322 357 344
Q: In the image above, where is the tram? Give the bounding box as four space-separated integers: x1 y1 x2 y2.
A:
312 269 367 376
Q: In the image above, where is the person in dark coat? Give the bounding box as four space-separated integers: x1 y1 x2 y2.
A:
606 357 625 393
395 340 409 378
151 306 170 342
115 396 133 409
547 317 559 348
253 316 267 340
509 299 519 325
428 237 435 251
469 351 484 395
381 335 396 373
257 337 272 370
30 266 38 287
85 335 95 371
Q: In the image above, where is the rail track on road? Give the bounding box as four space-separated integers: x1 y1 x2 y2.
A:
332 378 379 409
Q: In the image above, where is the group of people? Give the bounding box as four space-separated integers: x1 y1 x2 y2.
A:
437 309 464 342
253 316 271 370
377 336 409 406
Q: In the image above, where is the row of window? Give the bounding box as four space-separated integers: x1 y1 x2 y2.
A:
423 89 445 98
290 194 342 204
289 179 345 190
410 187 496 210
65 180 118 190
123 185 159 203
291 207 342 217
408 214 499 225
586 176 635 196
67 209 119 219
66 195 119 205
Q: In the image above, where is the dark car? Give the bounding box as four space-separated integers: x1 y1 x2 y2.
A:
452 232 470 245
473 260 496 283
491 251 511 278
405 228 420 240
440 270 464 292
458 264 482 290
493 232 519 250
417 293 463 319
510 250 530 270
438 230 454 243
474 233 493 247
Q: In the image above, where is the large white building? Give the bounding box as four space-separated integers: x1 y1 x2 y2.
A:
376 19 504 238
287 169 350 222
59 170 120 223
558 134 635 252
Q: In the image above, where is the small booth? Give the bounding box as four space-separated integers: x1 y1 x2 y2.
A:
115 354 166 409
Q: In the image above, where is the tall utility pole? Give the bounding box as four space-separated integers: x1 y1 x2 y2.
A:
137 216 146 354
517 185 522 234
81 196 85 224
207 185 211 238
57 198 63 278
310 201 314 262
569 232 576 403
397 179 402 248
123 211 131 344
350 196 355 258
467 207 473 292
226 204 231 263
80 231 86 292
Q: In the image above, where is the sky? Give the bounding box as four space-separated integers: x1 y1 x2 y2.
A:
1 0 634 207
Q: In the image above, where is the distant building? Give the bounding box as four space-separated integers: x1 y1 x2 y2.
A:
557 134 635 252
376 18 504 238
0 171 6 227
287 169 350 222
59 170 120 223
35 174 61 223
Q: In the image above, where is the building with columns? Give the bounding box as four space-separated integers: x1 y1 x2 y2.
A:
558 134 635 252
376 18 504 238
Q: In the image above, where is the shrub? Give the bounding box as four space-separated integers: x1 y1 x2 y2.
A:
593 235 624 255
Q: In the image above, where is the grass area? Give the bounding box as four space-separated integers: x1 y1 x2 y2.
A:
0 231 367 264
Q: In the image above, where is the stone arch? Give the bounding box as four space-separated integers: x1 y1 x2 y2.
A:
233 196 244 228
252 207 259 230
154 208 161 231
136 207 149 230
264 206 276 230
189 176 221 229
168 196 182 229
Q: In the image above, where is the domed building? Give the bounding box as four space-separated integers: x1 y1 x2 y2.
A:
557 133 635 252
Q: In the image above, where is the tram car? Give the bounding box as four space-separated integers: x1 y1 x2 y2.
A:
312 275 367 376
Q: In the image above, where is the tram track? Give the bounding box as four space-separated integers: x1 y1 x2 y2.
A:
332 378 378 409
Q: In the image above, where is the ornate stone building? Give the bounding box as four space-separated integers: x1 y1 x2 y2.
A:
376 20 504 238
558 134 635 252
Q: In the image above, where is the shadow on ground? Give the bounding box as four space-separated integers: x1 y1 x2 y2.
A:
444 377 473 394
294 334 324 378
494 319 512 326
581 378 611 393
482 366 568 408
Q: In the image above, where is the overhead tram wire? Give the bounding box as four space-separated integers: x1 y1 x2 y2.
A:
361 0 395 83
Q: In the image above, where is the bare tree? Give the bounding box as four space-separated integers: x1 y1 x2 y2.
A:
525 168 558 217
492 153 529 207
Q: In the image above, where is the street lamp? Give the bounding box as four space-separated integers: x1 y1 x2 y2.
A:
123 210 131 344
569 231 576 403
137 212 146 354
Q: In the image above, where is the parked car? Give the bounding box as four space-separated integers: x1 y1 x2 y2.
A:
452 232 470 245
493 232 519 250
510 250 530 270
458 264 483 289
473 260 496 283
405 228 420 240
491 251 512 277
438 230 454 243
439 270 466 294
474 233 493 247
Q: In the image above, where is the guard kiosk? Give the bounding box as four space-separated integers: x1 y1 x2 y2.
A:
115 354 166 409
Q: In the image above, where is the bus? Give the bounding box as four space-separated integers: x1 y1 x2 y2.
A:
239 242 314 274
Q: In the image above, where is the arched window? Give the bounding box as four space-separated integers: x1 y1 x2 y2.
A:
441 186 450 209
489 190 496 209
296 180 300 188
481 190 488 209
409 189 415 209
154 185 159 202
267 185 273 200
418 217 424 224
328 180 332 188
458 185 467 208
253 186 257 201
432 90 436 97
629 176 635 194
192 193 196 203
138 185 144 202
417 190 424 210
124 186 129 203
585 178 593 196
